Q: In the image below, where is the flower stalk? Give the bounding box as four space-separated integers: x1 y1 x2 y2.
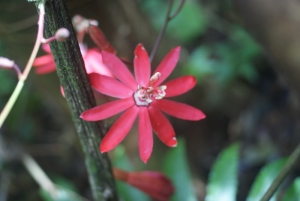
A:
0 0 45 128
40 0 118 200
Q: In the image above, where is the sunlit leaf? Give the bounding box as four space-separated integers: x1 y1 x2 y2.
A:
163 138 197 201
205 143 240 201
246 158 287 201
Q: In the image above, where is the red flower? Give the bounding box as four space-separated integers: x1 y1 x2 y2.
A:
33 44 55 74
80 44 205 163
33 44 113 77
113 168 174 201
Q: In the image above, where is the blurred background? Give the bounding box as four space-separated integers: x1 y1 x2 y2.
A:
1 0 300 200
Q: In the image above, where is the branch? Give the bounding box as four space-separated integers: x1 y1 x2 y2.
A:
149 0 186 61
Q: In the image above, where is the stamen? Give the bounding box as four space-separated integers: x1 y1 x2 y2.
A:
133 72 167 106
149 72 161 86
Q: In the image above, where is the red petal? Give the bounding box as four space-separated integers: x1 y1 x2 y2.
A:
148 106 177 147
138 107 153 163
84 49 114 77
80 97 134 121
153 46 180 87
134 44 151 87
42 44 51 53
127 171 174 201
102 51 137 90
100 106 138 152
88 25 116 54
164 75 196 98
33 54 54 66
89 73 133 98
152 99 206 121
60 86 65 98
34 62 56 74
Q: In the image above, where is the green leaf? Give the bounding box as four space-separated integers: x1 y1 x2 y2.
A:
205 143 240 201
282 177 300 201
246 158 287 201
163 138 197 201
112 146 150 201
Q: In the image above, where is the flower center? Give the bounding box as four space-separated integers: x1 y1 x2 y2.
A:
134 72 167 106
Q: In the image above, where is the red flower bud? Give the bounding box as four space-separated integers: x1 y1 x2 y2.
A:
113 168 174 201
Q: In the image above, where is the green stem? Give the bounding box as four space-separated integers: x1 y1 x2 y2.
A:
0 1 45 128
149 0 186 62
0 81 24 128
260 143 300 201
40 1 118 200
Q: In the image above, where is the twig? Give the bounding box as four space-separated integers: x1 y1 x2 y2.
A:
259 143 300 201
149 0 186 61
21 154 57 196
22 153 91 201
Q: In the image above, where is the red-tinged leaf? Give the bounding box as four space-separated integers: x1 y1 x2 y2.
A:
102 51 138 90
134 44 151 87
84 48 114 77
127 171 174 201
152 99 206 121
153 46 180 87
89 73 133 98
138 107 153 163
88 25 116 54
33 54 54 66
100 106 139 152
164 75 196 98
34 62 56 74
80 97 134 121
148 106 177 147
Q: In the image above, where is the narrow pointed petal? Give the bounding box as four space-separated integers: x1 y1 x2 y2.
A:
138 107 153 163
148 106 177 147
60 86 65 98
153 46 180 87
164 75 197 98
84 49 114 77
134 44 151 87
80 97 134 121
42 44 51 53
33 55 54 66
152 99 206 121
102 51 137 90
34 62 56 74
89 73 133 98
88 25 116 54
100 106 139 152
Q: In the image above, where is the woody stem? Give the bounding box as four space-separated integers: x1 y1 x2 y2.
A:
38 0 118 200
